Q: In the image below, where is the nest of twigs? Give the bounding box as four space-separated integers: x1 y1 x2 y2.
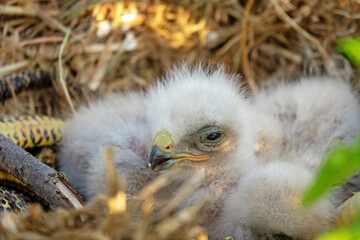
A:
0 148 208 240
1 0 360 116
0 0 360 239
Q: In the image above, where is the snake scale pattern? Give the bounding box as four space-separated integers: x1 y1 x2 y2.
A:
0 69 55 101
0 69 65 211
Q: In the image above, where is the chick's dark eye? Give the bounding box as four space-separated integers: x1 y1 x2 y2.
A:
206 132 222 141
197 126 225 145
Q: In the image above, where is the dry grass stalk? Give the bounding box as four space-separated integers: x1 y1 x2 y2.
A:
0 147 208 240
1 1 358 115
240 0 258 92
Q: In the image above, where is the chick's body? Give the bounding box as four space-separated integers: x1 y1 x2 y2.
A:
252 77 360 170
213 161 335 240
145 65 258 225
59 66 258 230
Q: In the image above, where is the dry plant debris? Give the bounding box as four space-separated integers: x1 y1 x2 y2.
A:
0 148 208 240
1 0 360 117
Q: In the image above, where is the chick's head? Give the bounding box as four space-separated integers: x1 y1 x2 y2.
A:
147 65 256 179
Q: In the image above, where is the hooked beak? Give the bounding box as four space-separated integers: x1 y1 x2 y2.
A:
149 130 210 172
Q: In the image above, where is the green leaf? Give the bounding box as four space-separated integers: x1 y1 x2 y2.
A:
316 229 351 240
316 215 360 240
302 138 360 206
337 36 360 68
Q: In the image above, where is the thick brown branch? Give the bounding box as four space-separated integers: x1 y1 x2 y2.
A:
0 133 84 210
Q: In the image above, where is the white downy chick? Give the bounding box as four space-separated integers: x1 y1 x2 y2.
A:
59 65 258 218
212 161 335 240
146 65 258 224
209 77 360 239
252 77 360 170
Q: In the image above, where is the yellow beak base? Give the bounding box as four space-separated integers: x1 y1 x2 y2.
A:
149 130 210 171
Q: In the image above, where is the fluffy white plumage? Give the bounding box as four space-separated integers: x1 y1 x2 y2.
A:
252 77 360 170
210 77 360 239
212 161 335 240
59 92 154 198
59 65 258 207
146 65 256 178
58 65 360 239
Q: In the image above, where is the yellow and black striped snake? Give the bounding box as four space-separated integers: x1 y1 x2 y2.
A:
0 115 64 149
0 115 65 212
0 69 55 101
0 70 65 211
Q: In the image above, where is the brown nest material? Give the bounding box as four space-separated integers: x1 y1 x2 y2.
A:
1 0 360 116
0 148 208 240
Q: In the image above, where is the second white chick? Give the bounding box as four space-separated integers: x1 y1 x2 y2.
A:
252 77 360 170
211 161 335 240
211 77 360 240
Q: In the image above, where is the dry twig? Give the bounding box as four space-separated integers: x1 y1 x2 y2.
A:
0 133 84 209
